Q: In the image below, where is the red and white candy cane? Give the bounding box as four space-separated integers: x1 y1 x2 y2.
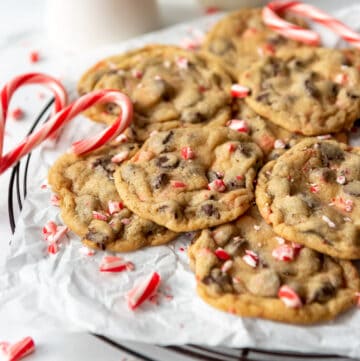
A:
263 1 360 49
0 89 133 174
0 73 67 170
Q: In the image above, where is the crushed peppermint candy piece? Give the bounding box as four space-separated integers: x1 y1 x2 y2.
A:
92 211 108 221
242 250 259 268
29 50 40 63
47 225 68 244
127 272 161 310
215 247 230 261
171 180 186 188
336 175 346 184
275 236 286 244
132 69 143 79
278 285 302 308
221 260 233 273
99 256 134 273
208 179 226 192
228 143 237 152
108 200 124 215
322 215 336 228
310 183 320 193
114 133 128 143
10 107 24 120
111 150 129 163
274 139 286 149
176 57 188 69
47 243 59 254
205 6 219 14
272 244 295 262
79 246 96 256
333 197 354 212
316 134 332 140
257 43 275 56
42 220 57 237
230 84 250 98
180 37 201 50
334 73 348 85
50 193 60 206
1 336 35 361
227 119 249 133
181 146 195 160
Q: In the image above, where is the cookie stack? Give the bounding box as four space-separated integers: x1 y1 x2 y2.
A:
49 8 360 324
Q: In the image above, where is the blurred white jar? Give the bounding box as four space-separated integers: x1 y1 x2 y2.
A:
198 0 267 11
45 0 160 52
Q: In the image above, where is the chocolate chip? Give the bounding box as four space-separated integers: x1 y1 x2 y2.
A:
152 173 169 189
267 35 286 46
155 154 179 169
344 180 360 196
201 203 220 219
225 238 246 256
256 92 270 104
321 168 335 182
105 103 117 115
162 131 174 144
85 229 108 248
91 155 116 178
237 143 252 157
347 91 360 99
181 109 206 124
307 281 335 303
304 79 319 98
319 143 344 165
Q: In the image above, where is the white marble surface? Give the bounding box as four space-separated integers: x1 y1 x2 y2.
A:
0 0 359 360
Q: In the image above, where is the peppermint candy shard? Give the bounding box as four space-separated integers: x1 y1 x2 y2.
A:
278 285 302 308
181 146 195 160
242 250 259 268
230 84 250 98
5 336 35 361
208 179 226 192
215 247 230 261
108 200 124 215
99 256 134 273
272 244 295 262
227 119 249 133
127 272 161 310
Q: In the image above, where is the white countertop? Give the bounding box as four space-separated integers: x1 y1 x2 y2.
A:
0 1 358 360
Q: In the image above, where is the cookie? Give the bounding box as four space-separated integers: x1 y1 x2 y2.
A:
256 138 360 259
188 206 360 324
202 8 308 77
77 45 233 142
114 127 263 232
240 47 360 136
48 142 177 252
232 99 348 161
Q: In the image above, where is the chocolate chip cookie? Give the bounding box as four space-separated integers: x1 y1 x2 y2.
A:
114 127 263 232
202 8 308 77
78 45 233 142
48 142 177 252
240 47 360 136
256 138 360 259
189 206 360 324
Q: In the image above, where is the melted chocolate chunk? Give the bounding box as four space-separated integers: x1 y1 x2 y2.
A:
155 154 179 169
152 173 169 189
85 229 108 248
256 92 270 104
201 203 220 218
162 131 174 145
347 91 360 99
91 155 116 178
319 143 345 165
308 281 335 303
304 79 320 98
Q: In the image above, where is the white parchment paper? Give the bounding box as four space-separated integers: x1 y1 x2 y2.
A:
2 7 360 358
